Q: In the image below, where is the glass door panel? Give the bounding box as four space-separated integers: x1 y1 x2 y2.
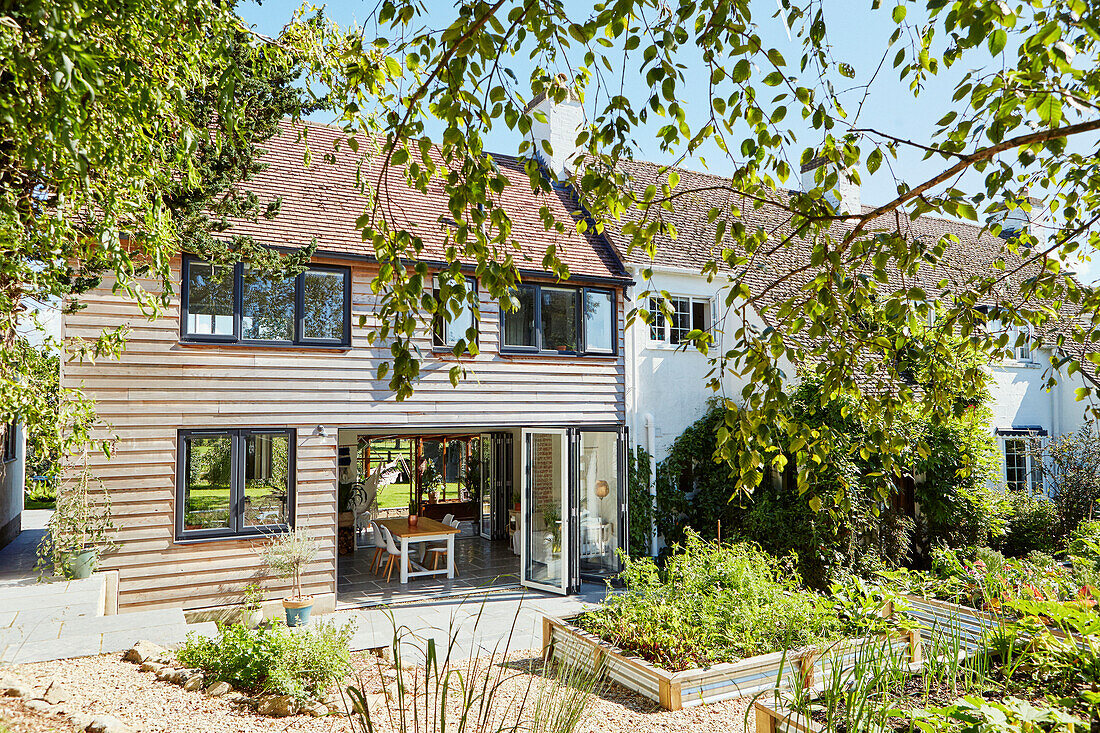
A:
478 433 492 539
521 430 568 594
578 430 621 576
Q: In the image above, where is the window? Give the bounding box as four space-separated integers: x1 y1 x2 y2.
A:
432 274 478 350
500 283 616 355
185 262 235 338
584 290 615 354
181 256 350 347
648 295 711 345
177 428 295 540
2 422 16 463
1004 437 1041 493
985 317 1033 363
242 266 295 342
541 287 579 352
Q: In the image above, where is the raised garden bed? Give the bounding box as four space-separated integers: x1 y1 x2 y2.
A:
542 610 921 711
752 595 995 733
543 595 999 712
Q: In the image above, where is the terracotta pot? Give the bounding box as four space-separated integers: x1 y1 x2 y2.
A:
409 515 419 527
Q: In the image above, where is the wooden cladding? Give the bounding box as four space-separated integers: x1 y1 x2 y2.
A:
62 255 626 612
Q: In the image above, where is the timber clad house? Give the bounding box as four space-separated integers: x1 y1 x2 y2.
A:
58 94 1092 615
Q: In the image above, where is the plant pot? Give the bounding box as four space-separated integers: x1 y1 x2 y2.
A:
61 548 99 579
409 515 419 527
242 608 264 629
514 503 521 512
283 597 313 627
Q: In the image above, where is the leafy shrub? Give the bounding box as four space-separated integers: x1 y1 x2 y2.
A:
178 620 354 701
1067 520 1100 564
576 531 865 671
626 447 654 558
993 490 1059 558
1033 428 1100 539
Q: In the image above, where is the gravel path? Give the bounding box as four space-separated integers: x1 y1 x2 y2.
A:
0 650 749 733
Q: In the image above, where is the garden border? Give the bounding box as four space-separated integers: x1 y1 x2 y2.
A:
541 610 921 711
752 595 995 732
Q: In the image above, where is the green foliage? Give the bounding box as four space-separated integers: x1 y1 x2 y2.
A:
259 530 319 600
576 531 863 671
1066 520 1100 565
1032 428 1100 541
993 491 1060 558
178 620 354 701
279 0 1100 515
658 373 1001 586
625 446 653 558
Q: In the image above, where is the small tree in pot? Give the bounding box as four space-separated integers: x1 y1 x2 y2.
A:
260 529 319 627
38 466 115 579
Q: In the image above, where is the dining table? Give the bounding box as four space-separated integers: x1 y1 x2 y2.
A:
377 516 462 584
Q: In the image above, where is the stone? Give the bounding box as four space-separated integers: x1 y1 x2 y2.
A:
182 673 204 692
154 667 176 682
138 661 163 674
122 641 168 665
24 699 53 713
70 713 94 732
204 681 232 697
302 700 328 717
255 694 299 717
43 681 72 705
168 668 190 685
85 715 133 733
3 683 33 698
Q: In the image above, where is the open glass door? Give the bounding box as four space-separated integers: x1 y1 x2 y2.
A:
478 433 493 540
521 429 569 594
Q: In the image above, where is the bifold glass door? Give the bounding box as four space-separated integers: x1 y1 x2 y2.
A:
521 430 569 594
478 433 493 540
577 429 625 577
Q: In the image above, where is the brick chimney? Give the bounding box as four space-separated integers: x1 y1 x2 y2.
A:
801 157 861 215
525 75 585 182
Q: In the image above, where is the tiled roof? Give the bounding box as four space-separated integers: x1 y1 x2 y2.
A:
218 121 628 282
605 159 1094 388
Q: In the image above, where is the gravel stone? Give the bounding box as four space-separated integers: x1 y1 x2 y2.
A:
122 641 168 665
23 699 53 714
255 694 298 717
86 715 133 733
204 681 232 697
154 666 176 682
43 680 72 705
182 673 205 692
3 683 33 698
301 700 327 717
138 661 163 674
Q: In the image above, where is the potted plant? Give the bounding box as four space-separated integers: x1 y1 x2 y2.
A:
513 490 521 513
259 529 319 627
38 467 115 580
240 583 265 628
409 499 419 527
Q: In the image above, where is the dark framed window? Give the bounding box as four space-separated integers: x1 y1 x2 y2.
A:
2 422 16 463
181 255 351 347
176 428 295 541
432 274 479 351
500 283 616 355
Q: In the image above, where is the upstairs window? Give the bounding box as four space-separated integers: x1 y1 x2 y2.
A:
648 295 711 345
500 283 616 355
432 274 478 351
182 256 351 347
985 316 1033 363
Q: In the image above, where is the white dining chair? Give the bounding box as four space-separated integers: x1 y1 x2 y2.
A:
442 513 455 526
424 518 461 575
379 524 406 583
369 521 387 574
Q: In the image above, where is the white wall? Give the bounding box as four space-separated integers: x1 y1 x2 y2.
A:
0 422 25 549
626 267 783 463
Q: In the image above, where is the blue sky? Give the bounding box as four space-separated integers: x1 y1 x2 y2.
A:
239 0 1099 282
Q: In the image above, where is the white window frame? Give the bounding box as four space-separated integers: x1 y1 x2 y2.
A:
1002 436 1042 494
986 317 1034 364
646 295 712 347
